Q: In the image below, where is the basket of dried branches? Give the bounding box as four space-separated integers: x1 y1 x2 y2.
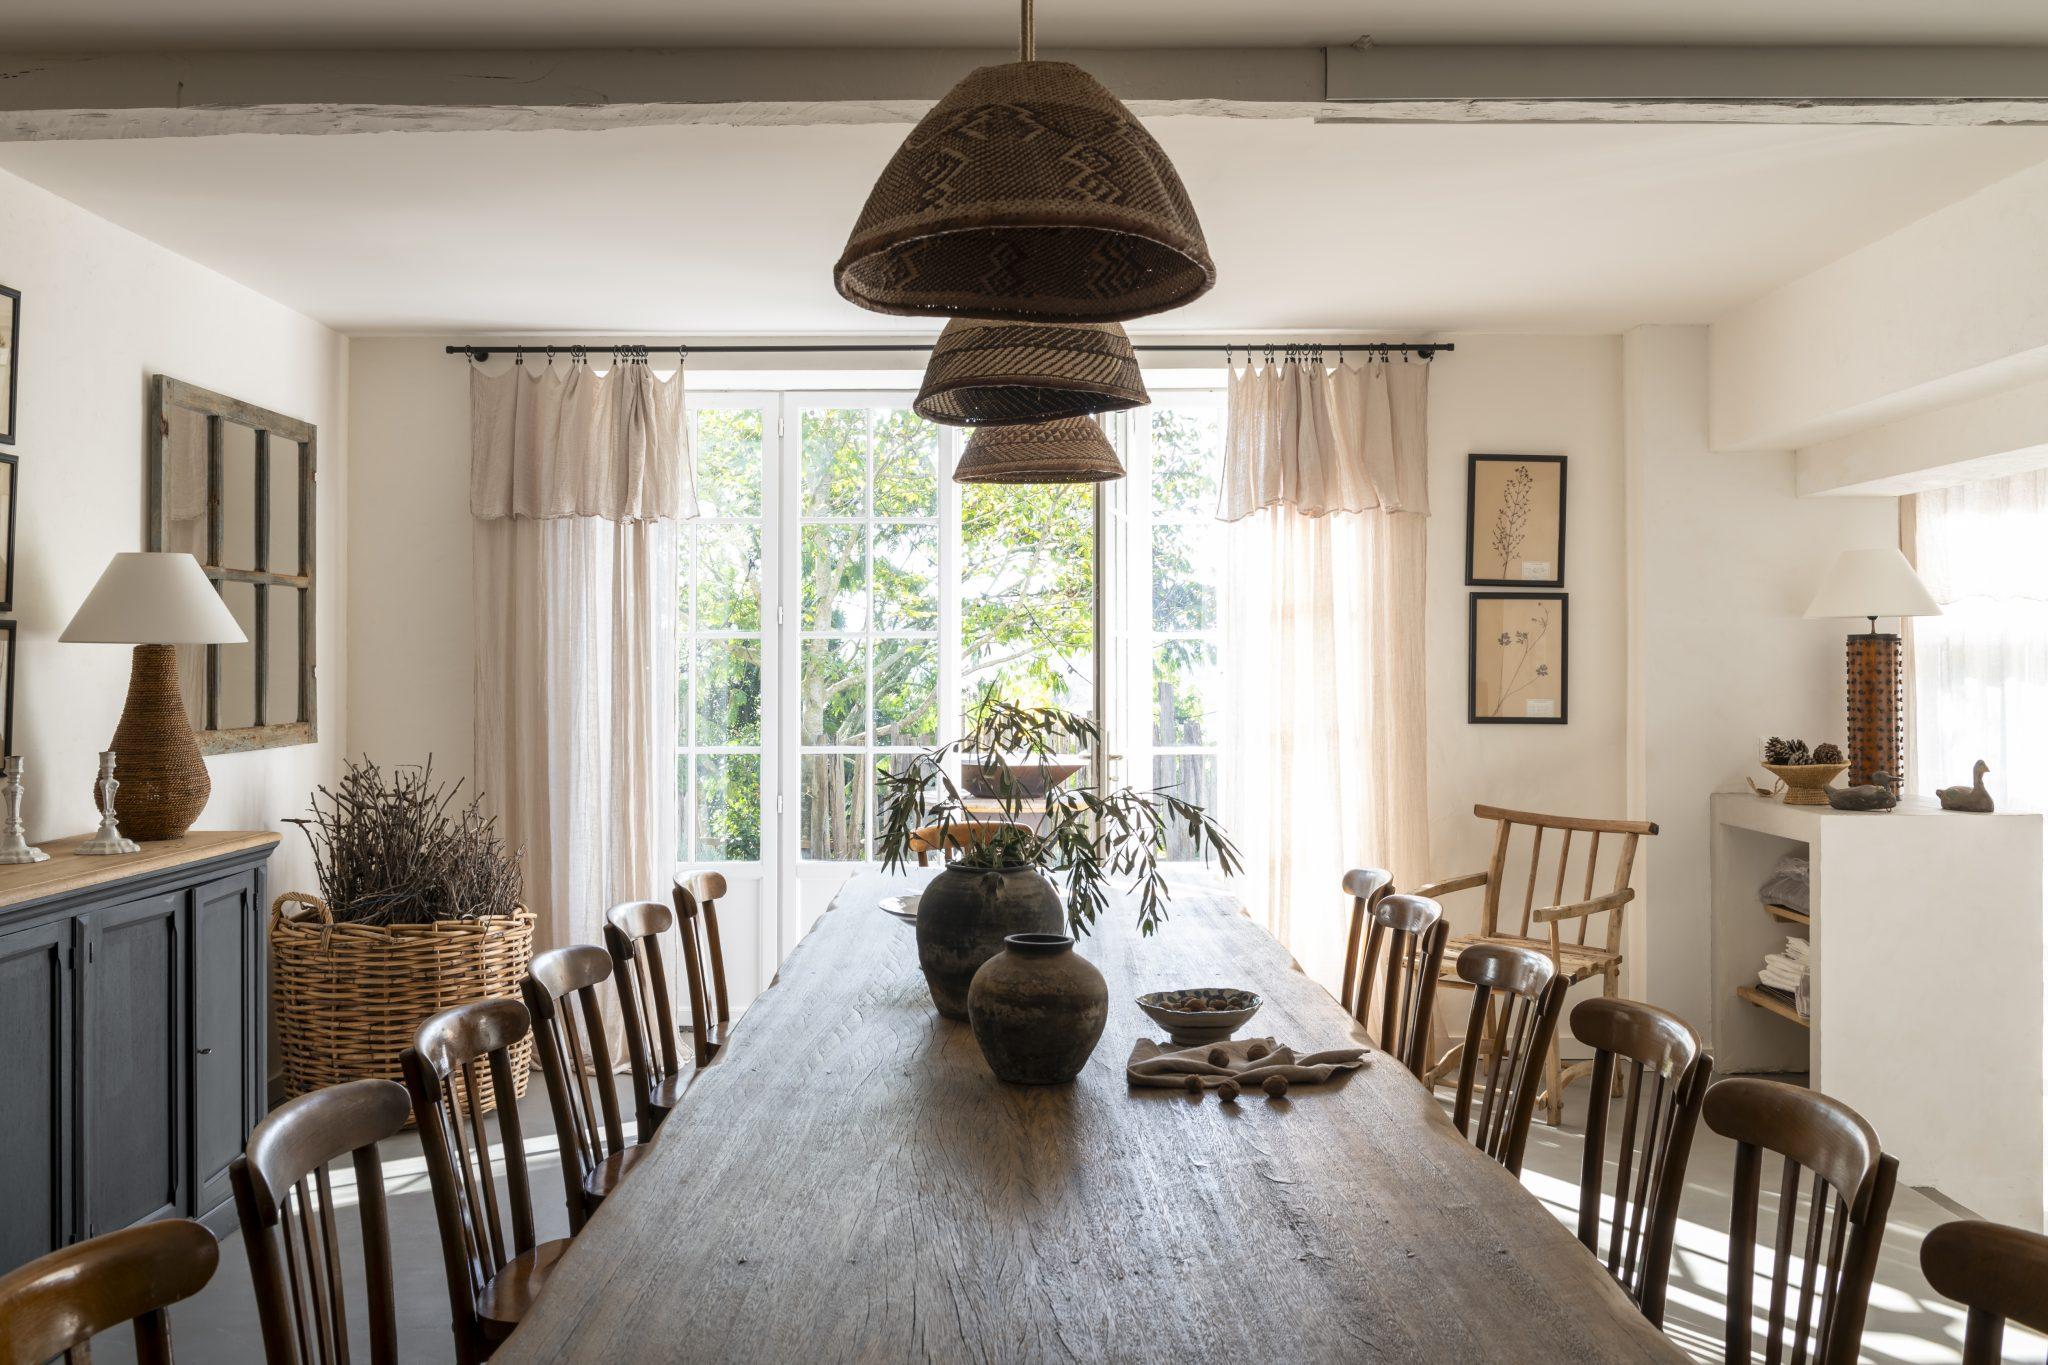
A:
272 758 533 1111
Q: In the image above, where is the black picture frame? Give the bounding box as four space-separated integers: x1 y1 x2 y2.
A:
0 283 17 447
0 618 14 758
0 453 14 612
1465 453 1566 588
1469 592 1569 726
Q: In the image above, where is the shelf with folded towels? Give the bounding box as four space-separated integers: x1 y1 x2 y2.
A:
1736 985 1809 1030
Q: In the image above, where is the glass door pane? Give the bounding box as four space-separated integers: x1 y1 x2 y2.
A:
958 481 1096 726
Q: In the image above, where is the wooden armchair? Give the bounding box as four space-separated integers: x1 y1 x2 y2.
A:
1415 804 1657 1125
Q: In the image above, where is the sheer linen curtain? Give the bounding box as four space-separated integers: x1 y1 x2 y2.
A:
1218 356 1432 1009
1911 467 2048 812
472 359 695 1048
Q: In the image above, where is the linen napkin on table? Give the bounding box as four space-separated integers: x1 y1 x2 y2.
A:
1127 1036 1369 1089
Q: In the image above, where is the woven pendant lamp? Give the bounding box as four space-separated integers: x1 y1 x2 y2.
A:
915 319 1148 426
834 1 1214 323
954 417 1124 485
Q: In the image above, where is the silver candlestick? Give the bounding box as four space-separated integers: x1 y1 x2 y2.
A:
0 756 49 864
78 751 142 856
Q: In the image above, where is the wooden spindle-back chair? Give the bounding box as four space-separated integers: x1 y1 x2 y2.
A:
1570 998 1713 1328
1920 1219 2048 1364
1449 942 1568 1176
674 872 734 1071
401 999 570 1365
1337 869 1448 1078
522 945 645 1233
1416 804 1658 1124
229 1078 412 1365
0 1218 218 1365
605 899 685 1139
908 820 1035 866
1704 1077 1898 1365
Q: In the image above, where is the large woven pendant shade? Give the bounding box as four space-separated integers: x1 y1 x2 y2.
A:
953 417 1124 485
834 60 1214 324
915 319 1148 427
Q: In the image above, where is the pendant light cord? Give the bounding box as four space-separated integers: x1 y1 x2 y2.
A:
1020 0 1036 61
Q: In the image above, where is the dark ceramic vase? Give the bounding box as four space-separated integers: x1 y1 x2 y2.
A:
967 934 1109 1085
915 863 1064 1020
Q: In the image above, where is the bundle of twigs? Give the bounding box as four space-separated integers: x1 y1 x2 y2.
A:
288 757 522 925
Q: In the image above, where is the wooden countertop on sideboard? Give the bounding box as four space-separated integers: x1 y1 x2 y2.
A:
0 830 282 913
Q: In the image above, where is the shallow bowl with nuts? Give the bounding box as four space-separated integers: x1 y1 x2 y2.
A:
1136 987 1263 1046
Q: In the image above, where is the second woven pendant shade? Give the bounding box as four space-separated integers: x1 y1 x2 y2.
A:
915 319 1148 427
953 417 1124 485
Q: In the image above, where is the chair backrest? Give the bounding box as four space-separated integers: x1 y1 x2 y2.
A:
1338 867 1391 1016
675 872 733 1070
521 945 627 1233
1342 875 1448 1078
1470 805 1657 949
0 1218 218 1365
400 998 539 1363
1920 1219 2048 1364
908 820 1034 867
1450 942 1567 1175
230 1078 413 1365
1569 998 1712 1328
1704 1077 1899 1365
605 898 682 1137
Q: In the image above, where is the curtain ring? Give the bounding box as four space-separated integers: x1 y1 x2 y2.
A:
514 347 524 366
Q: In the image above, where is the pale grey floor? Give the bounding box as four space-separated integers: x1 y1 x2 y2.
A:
98 1071 2042 1363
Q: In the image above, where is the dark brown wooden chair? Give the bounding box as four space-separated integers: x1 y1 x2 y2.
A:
1919 1218 2048 1364
522 944 647 1233
1338 869 1448 1078
1448 941 1567 1176
908 820 1034 866
605 899 685 1139
675 872 734 1071
1703 1077 1899 1365
0 1218 218 1365
1569 997 1713 1328
229 1077 412 1365
401 998 570 1365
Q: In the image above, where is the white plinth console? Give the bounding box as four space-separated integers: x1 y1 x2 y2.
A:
1710 793 2045 1229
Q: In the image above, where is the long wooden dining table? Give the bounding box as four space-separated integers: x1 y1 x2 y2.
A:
496 871 1684 1362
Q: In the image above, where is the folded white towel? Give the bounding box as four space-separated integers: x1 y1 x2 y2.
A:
1782 937 1811 961
1763 952 1808 976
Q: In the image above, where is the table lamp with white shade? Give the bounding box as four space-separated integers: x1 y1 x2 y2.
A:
1804 546 1942 791
61 552 246 841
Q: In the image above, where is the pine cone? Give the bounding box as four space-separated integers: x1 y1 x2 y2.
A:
1764 736 1796 764
1811 742 1844 765
1784 740 1812 765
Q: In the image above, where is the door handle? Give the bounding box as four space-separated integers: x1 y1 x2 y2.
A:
196 1047 213 1056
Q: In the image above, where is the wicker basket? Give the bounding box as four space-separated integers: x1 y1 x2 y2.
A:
270 892 535 1112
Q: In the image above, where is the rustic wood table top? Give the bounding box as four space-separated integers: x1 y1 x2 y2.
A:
495 871 1683 1363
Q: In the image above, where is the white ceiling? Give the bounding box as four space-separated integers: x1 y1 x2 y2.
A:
8 0 2048 49
2 119 2045 336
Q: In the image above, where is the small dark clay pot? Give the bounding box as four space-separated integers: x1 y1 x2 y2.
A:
915 863 1065 1020
967 933 1109 1085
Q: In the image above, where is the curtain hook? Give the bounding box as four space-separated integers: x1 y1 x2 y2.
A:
514 347 524 366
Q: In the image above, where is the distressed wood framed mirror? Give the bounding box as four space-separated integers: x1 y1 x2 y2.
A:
149 376 317 752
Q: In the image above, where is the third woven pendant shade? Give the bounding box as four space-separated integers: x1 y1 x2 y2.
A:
915 319 1148 426
954 417 1125 485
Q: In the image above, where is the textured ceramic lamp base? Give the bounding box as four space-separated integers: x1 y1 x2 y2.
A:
101 644 211 842
1845 632 1904 789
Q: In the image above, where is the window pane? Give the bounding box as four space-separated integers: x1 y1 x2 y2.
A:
801 408 867 517
872 409 939 517
802 523 868 631
694 754 761 862
692 407 764 517
1151 407 1222 516
694 523 762 632
1152 640 1219 748
801 638 868 746
695 639 762 746
1152 754 1220 860
801 753 868 861
1152 521 1220 631
874 639 939 748
873 523 938 631
960 482 1095 718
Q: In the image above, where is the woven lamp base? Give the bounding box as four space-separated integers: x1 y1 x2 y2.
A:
101 643 211 842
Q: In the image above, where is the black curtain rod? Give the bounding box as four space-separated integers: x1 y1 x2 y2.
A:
444 340 1452 361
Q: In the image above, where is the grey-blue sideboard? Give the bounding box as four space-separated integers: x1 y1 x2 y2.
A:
0 830 278 1274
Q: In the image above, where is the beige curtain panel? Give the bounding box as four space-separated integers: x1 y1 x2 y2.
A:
1218 356 1433 1052
471 360 694 522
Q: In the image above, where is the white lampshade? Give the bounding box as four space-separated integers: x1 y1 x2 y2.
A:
61 552 247 645
1803 547 1942 622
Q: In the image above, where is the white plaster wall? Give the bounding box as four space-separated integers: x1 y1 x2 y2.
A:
0 166 348 898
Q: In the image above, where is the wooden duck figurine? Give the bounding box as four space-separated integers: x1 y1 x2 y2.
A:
1827 772 1899 812
1936 759 1995 812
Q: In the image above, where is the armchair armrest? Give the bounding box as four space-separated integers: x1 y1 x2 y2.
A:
1409 871 1488 900
1530 888 1634 924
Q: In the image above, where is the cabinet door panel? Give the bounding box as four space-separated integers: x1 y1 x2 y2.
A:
0 921 70 1272
191 873 256 1217
81 893 185 1235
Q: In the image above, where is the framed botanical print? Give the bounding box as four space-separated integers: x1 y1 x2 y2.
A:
0 283 17 445
1466 453 1565 587
0 453 13 611
1470 592 1568 724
